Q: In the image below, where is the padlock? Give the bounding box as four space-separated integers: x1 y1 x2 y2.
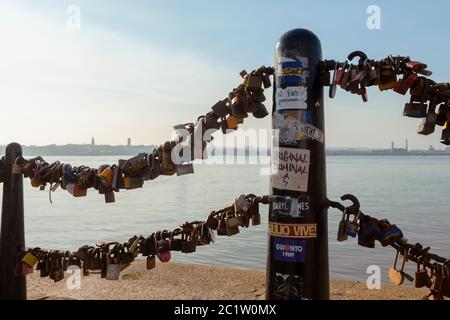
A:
334 62 347 85
234 195 251 215
377 64 397 91
72 183 87 197
123 176 144 190
169 237 183 251
388 250 405 286
225 215 240 236
149 149 162 179
104 189 115 203
146 255 156 270
12 157 23 175
19 262 34 276
226 115 239 130
120 153 148 176
211 98 230 118
345 212 360 238
436 105 450 126
249 199 261 226
337 211 348 242
357 216 380 248
403 101 428 118
415 262 431 288
262 72 271 88
49 253 65 283
229 89 249 118
204 111 221 130
321 69 331 86
244 74 263 90
252 102 269 119
393 73 417 95
216 219 228 236
98 166 114 187
205 212 219 230
22 252 39 268
441 122 450 145
176 163 194 176
417 111 437 135
410 82 425 100
106 254 121 280
159 142 177 176
180 233 196 253
378 220 403 247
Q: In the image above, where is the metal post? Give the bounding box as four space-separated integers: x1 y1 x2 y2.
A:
266 29 329 300
0 143 26 300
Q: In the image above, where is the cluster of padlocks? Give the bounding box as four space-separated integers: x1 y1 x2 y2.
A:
322 51 450 145
18 194 269 281
327 195 450 300
0 66 274 203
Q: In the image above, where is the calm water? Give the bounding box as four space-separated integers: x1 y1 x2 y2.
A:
0 156 449 283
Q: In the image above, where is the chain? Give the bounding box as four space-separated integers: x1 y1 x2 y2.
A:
0 66 274 204
321 51 450 146
19 194 270 281
326 194 450 300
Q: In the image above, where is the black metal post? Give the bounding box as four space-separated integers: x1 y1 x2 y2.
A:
266 29 329 300
0 143 26 300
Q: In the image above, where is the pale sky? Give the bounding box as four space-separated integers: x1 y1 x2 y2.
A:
1 0 449 150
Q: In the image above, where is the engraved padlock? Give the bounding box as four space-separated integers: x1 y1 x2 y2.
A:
337 211 348 242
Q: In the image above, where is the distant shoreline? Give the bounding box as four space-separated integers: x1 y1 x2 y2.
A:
1 144 449 157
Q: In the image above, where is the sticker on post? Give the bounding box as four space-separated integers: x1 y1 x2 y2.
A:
276 87 308 110
271 147 310 192
273 112 323 144
276 57 309 110
270 194 310 218
273 237 306 263
269 222 317 239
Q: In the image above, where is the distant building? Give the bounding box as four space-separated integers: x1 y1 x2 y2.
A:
127 138 131 147
91 137 95 146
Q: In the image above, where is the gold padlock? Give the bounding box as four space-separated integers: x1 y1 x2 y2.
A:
226 116 239 129
22 252 39 268
388 250 406 286
31 177 41 188
99 167 114 186
124 176 144 190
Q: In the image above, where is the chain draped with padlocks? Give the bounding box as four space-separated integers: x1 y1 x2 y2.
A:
321 51 450 145
326 195 450 300
19 194 449 299
0 66 274 203
19 194 269 281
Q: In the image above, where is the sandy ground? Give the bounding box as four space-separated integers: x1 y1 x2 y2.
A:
27 261 431 300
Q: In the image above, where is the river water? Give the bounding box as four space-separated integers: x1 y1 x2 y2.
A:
0 155 448 283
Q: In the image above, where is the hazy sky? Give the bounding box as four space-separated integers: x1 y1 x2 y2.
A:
1 0 449 149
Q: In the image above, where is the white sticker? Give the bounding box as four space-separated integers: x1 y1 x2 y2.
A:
273 112 324 144
272 148 310 192
276 87 308 110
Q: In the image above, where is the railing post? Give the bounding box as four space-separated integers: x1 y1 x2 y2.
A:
0 142 26 300
266 29 329 300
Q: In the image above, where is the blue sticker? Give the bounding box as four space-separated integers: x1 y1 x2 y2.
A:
280 60 303 88
273 237 306 263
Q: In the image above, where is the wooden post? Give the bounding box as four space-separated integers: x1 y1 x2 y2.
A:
0 143 26 300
